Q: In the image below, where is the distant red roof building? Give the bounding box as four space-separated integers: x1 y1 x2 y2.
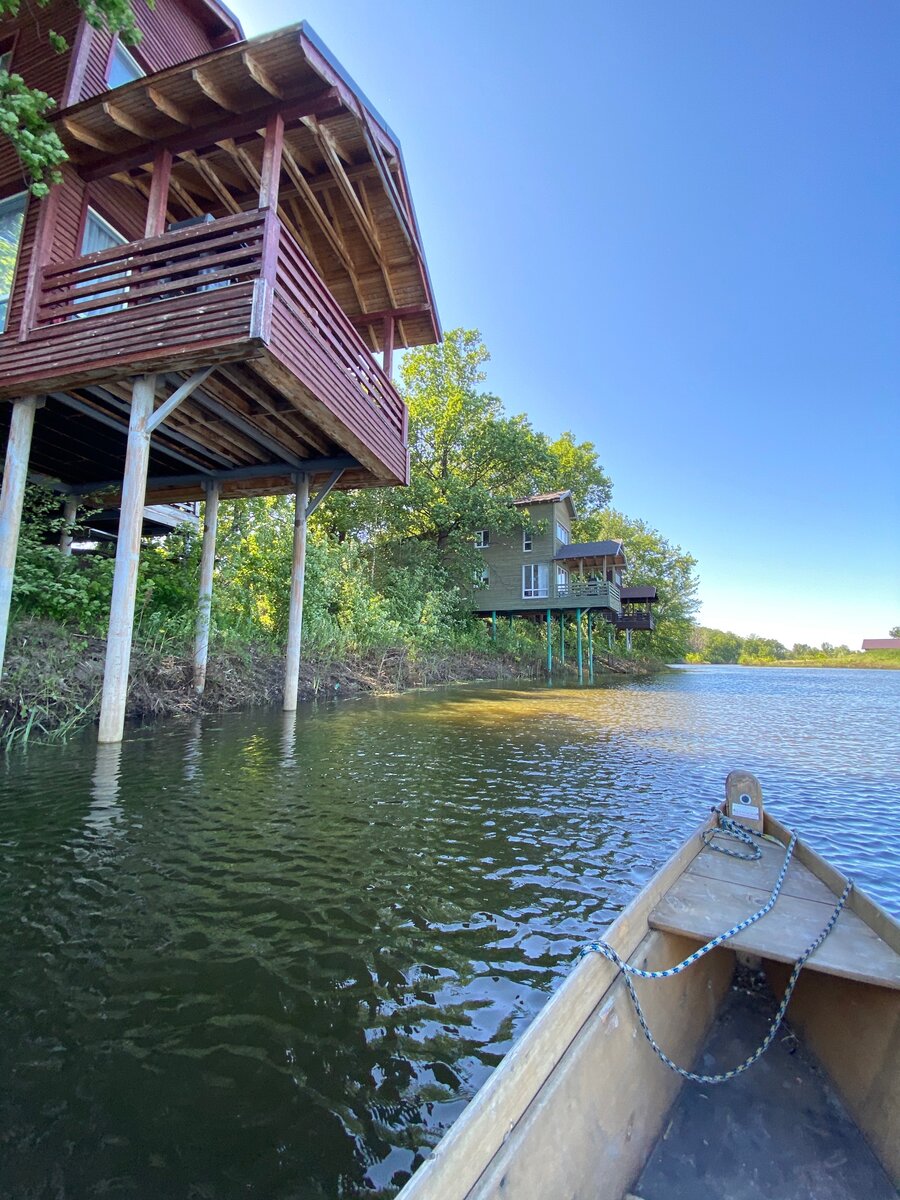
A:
861 639 900 651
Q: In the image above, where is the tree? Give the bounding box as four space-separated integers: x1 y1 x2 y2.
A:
576 508 700 661
890 626 900 639
0 0 149 194
388 330 560 561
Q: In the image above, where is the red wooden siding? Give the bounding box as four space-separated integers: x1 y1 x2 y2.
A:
267 228 408 485
0 0 80 188
82 0 229 101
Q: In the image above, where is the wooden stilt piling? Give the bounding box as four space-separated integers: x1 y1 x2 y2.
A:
193 480 220 695
588 611 594 683
98 374 157 743
0 395 41 679
59 496 78 556
546 608 552 675
283 473 309 712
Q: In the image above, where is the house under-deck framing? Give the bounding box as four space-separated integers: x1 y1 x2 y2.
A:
0 1 440 740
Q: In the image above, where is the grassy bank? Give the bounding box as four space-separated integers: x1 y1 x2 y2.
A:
742 651 900 670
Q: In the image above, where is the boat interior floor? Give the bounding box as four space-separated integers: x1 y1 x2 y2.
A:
632 973 897 1200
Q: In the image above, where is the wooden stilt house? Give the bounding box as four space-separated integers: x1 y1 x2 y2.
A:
0 0 440 739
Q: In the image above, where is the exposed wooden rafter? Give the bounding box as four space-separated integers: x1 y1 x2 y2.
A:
191 68 237 113
179 150 242 214
241 51 283 99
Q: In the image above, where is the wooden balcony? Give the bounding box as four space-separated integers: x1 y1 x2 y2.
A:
474 580 622 617
0 209 408 487
616 611 655 631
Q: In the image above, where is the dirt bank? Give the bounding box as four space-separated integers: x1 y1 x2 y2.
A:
0 618 659 747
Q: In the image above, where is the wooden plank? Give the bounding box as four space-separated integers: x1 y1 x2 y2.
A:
467 935 732 1200
649 871 900 988
764 965 900 1187
686 839 838 905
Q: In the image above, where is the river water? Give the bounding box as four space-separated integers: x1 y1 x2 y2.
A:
1 666 897 1198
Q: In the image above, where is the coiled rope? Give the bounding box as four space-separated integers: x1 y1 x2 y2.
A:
582 812 853 1084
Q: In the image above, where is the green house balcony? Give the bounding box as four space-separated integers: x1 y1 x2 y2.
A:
474 579 621 618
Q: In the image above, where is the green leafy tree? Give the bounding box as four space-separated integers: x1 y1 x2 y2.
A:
890 626 900 639
391 329 560 562
576 508 699 661
0 0 150 194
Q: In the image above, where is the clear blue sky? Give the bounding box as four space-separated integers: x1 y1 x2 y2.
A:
242 0 898 649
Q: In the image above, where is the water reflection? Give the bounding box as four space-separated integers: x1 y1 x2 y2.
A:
0 667 897 1198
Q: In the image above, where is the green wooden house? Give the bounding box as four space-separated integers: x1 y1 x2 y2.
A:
471 490 628 618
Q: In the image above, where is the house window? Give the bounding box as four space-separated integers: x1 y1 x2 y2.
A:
474 530 489 549
522 530 533 552
0 49 12 75
556 566 569 595
78 209 128 314
107 39 144 89
555 522 569 545
522 563 549 599
0 191 27 333
476 566 489 589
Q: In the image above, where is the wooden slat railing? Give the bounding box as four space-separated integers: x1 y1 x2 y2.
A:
36 211 267 324
557 580 621 610
274 227 406 441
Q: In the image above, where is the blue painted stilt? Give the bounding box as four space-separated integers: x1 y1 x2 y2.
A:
546 608 552 675
560 612 565 663
576 608 583 683
588 611 594 682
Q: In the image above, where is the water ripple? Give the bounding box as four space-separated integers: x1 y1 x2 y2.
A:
0 666 897 1197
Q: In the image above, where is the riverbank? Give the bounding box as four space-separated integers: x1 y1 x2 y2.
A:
739 651 900 670
0 618 657 747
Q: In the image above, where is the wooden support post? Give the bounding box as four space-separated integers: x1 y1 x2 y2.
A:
59 496 78 556
626 627 633 653
560 612 565 664
193 480 220 696
588 611 594 683
491 610 497 641
98 374 157 743
145 148 172 237
259 112 285 209
576 608 583 684
0 395 41 679
382 315 395 379
546 608 552 675
283 473 309 712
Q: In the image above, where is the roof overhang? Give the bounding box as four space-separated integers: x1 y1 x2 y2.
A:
554 541 627 568
52 22 440 352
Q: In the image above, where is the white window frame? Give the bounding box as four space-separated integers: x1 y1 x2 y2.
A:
78 208 128 315
107 39 144 89
522 562 549 599
555 521 570 545
476 566 489 589
474 529 489 549
522 530 533 552
556 565 569 595
0 190 28 334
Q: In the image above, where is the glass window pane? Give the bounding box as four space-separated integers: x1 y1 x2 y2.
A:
107 41 144 89
78 209 128 315
0 192 27 333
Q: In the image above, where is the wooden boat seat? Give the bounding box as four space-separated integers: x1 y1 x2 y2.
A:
648 838 900 990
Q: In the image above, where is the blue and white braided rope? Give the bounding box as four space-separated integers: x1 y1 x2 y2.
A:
582 812 853 1084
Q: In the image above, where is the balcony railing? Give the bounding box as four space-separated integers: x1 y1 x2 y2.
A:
3 209 408 481
36 211 267 324
557 580 621 610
